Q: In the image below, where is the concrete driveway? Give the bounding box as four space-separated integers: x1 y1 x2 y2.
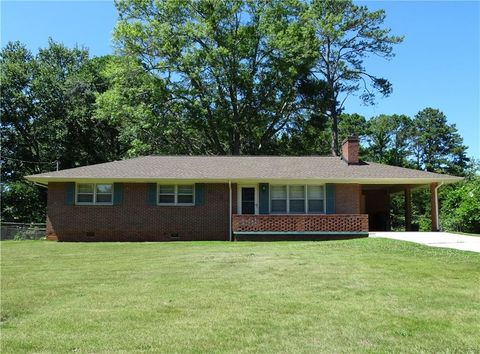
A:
370 232 480 253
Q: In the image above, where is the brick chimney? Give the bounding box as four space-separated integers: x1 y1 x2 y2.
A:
341 136 359 164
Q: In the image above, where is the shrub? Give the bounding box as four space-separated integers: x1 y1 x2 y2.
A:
441 176 480 233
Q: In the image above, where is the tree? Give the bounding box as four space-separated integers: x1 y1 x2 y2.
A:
365 114 412 166
0 40 119 222
411 108 469 175
308 0 403 155
337 113 367 142
440 175 480 233
113 0 320 155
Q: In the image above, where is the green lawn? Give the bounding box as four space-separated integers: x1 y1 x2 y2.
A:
1 239 479 353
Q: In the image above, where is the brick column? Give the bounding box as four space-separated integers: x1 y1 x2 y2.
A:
430 182 439 231
404 187 412 231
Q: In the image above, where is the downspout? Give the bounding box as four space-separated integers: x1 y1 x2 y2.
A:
229 180 232 241
434 182 444 231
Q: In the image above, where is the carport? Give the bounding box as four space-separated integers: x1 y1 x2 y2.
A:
361 182 443 232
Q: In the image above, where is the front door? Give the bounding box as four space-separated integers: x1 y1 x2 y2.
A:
241 187 256 214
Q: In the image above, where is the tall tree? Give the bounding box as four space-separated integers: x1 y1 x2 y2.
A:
113 0 319 155
411 108 468 175
365 114 412 166
308 0 403 155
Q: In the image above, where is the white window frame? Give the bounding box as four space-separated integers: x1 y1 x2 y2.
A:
269 184 326 214
157 184 195 206
76 183 114 205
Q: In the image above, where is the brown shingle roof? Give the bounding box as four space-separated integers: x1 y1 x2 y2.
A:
25 156 463 184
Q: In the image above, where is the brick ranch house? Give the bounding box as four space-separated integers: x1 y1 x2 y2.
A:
26 137 462 242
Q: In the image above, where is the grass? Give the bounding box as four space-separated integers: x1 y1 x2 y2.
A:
1 239 479 353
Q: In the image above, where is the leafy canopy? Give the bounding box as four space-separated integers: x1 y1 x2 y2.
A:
114 0 319 155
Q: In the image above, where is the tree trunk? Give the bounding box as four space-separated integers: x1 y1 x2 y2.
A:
232 130 241 155
330 102 339 156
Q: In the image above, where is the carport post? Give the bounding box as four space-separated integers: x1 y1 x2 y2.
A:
404 187 412 231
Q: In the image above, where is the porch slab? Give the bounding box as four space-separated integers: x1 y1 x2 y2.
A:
370 232 480 253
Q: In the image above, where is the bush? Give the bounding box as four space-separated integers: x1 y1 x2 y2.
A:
13 227 44 240
441 176 480 233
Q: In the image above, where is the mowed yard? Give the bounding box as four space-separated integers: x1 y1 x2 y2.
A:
1 239 479 353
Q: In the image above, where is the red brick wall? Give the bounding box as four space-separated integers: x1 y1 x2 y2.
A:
47 182 233 241
336 184 361 214
46 182 365 241
233 214 369 233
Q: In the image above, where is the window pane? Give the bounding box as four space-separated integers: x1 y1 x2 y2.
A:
96 194 112 203
308 185 324 200
78 184 94 193
77 194 93 203
271 200 287 213
159 185 175 194
178 195 193 204
308 200 324 213
178 185 193 194
290 200 305 213
289 185 305 199
96 184 112 194
271 185 287 199
159 195 175 204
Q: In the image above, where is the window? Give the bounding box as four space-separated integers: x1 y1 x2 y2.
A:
289 185 305 213
270 184 325 214
177 185 194 204
77 184 94 203
76 183 113 205
158 184 194 205
270 185 287 213
158 185 175 204
96 184 113 203
307 185 324 213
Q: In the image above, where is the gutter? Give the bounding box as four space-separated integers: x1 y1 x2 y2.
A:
24 176 464 185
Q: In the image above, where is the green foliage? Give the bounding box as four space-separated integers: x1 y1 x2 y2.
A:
113 0 402 155
114 0 319 155
13 227 44 241
95 56 199 156
411 108 469 175
441 176 480 233
0 182 46 223
1 40 125 221
365 114 413 166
